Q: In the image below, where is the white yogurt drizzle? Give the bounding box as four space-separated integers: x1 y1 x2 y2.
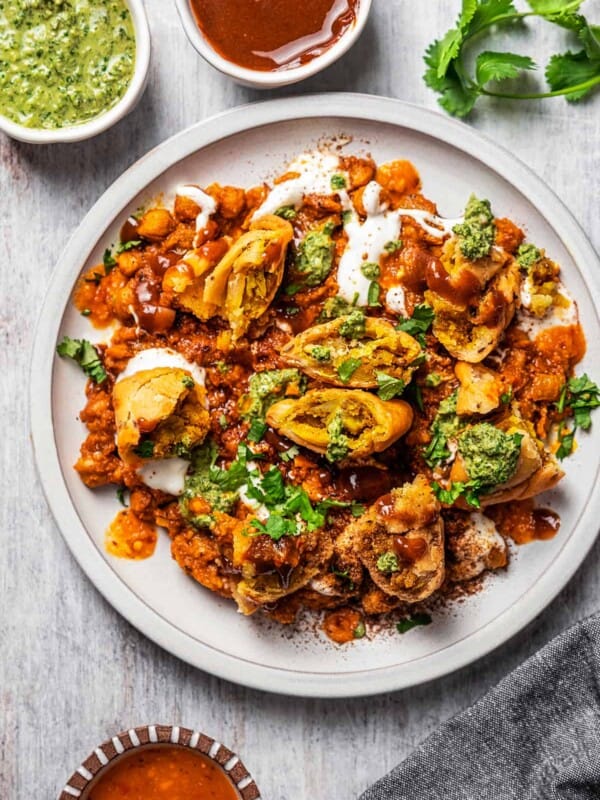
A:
238 463 270 522
137 458 190 496
252 150 352 219
117 347 206 387
462 512 507 579
176 184 217 246
117 348 207 496
252 150 464 308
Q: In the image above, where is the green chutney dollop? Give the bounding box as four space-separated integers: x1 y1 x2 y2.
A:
0 0 136 130
457 423 523 489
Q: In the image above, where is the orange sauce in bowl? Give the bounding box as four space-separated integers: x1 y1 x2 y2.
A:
189 0 360 72
86 746 240 800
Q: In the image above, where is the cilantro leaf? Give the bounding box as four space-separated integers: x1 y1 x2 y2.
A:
248 418 268 443
396 613 432 634
56 336 107 384
275 205 297 220
432 479 483 508
251 516 299 542
337 358 362 384
376 372 406 401
133 440 154 458
103 248 117 270
554 373 600 458
423 0 600 115
546 50 600 101
476 51 536 84
116 239 141 254
396 303 435 342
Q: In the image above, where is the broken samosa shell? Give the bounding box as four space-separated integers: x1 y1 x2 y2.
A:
348 474 445 602
426 239 521 363
113 367 210 463
202 214 293 339
266 388 414 460
455 361 502 416
449 416 564 507
280 317 422 388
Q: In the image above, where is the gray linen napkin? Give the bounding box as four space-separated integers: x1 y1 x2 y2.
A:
360 613 600 800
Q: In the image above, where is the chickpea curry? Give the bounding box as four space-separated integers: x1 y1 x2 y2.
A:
57 148 599 642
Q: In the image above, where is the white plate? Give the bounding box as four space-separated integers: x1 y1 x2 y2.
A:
31 94 600 698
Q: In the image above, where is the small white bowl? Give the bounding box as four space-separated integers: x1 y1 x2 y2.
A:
174 0 372 89
0 0 151 144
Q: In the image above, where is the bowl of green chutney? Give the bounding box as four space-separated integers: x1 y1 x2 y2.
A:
0 0 150 144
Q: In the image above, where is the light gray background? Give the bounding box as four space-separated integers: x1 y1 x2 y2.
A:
2 1 599 797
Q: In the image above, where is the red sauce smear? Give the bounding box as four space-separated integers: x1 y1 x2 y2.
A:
425 260 481 307
87 746 239 800
488 499 561 545
190 0 360 72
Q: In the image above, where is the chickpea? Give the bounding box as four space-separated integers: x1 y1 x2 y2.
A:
137 208 176 241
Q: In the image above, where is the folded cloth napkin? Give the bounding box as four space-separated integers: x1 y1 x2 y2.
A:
360 613 600 800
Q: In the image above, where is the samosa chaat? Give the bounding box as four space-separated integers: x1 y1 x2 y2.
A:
57 149 599 643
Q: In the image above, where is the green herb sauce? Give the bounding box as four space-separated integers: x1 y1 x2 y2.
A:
0 0 136 130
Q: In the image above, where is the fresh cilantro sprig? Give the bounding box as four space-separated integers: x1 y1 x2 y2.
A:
555 373 600 459
396 303 435 346
424 0 600 117
432 478 483 508
56 336 107 384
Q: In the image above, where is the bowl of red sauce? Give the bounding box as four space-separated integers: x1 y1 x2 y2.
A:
58 724 260 800
174 0 372 88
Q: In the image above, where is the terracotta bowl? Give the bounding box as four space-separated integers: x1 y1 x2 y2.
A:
58 724 261 799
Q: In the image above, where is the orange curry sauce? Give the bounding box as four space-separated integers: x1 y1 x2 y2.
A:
189 0 360 71
105 509 157 560
87 746 240 800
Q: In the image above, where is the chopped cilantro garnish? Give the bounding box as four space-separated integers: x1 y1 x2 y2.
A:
103 248 117 271
367 281 381 307
423 391 460 467
280 445 300 463
181 375 195 388
330 173 347 190
396 613 432 634
133 440 155 458
116 487 128 507
431 479 482 508
337 358 362 384
425 372 441 388
81 309 91 317
251 516 298 542
376 372 406 401
275 205 297 220
396 303 434 345
342 209 354 225
248 419 268 443
218 414 228 430
555 373 600 459
116 239 141 253
56 336 107 384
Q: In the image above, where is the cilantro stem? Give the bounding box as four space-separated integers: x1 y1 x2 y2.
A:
480 74 600 100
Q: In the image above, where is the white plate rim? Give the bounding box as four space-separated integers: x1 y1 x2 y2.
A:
30 93 600 698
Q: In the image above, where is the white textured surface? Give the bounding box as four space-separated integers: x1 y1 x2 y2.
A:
1 1 600 797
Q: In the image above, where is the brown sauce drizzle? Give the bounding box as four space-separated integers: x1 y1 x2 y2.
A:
393 535 427 563
335 467 394 502
190 0 360 72
425 259 481 307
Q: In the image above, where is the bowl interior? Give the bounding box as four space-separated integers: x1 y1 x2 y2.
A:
175 0 372 86
79 744 243 799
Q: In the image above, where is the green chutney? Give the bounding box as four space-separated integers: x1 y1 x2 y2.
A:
0 0 136 130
